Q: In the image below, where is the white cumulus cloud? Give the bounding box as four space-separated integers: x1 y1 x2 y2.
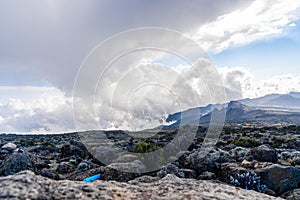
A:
191 0 300 52
0 87 74 133
0 67 299 133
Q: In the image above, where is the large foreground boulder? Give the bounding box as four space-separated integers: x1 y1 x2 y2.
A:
256 164 300 195
0 170 281 199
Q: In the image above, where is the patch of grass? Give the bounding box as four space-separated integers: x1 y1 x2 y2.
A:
231 137 261 148
271 136 285 148
134 142 161 153
287 138 296 143
19 138 36 146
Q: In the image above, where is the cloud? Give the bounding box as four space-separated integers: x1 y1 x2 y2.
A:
0 87 74 133
218 67 254 100
0 0 251 93
245 74 300 98
218 67 300 99
0 67 299 133
191 0 300 52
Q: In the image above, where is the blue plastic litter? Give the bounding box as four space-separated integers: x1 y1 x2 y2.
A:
83 174 101 182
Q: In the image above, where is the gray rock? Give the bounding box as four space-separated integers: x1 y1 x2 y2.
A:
230 147 249 161
245 145 278 163
0 171 281 200
40 168 60 180
89 146 119 165
180 168 196 179
128 175 158 184
77 162 90 172
69 163 144 182
1 142 17 152
280 151 300 166
198 171 217 180
219 163 262 191
282 188 300 200
183 148 222 174
0 152 33 176
113 153 139 163
108 159 146 174
256 164 300 195
56 162 75 174
262 188 277 197
157 163 185 178
0 149 9 154
59 143 88 159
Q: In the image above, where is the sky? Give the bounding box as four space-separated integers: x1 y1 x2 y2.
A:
0 0 300 133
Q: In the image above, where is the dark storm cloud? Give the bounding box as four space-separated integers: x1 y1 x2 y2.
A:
0 0 252 93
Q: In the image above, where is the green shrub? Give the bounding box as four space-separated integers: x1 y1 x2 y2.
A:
231 137 261 148
134 142 161 153
287 138 296 143
271 136 285 148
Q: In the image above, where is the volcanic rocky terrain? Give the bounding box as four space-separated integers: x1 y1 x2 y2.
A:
1 124 300 199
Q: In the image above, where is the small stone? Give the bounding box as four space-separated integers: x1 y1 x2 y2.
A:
40 168 60 180
241 159 255 168
157 164 185 178
77 162 90 172
198 171 216 180
1 149 9 154
262 188 276 196
82 185 95 193
14 148 24 153
56 162 74 174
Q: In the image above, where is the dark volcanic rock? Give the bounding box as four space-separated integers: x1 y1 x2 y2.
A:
198 171 217 180
68 167 102 181
89 146 119 165
40 168 60 180
183 148 227 175
97 160 146 182
157 163 185 178
56 162 75 174
219 163 262 191
282 188 300 199
230 147 249 162
245 145 278 163
256 164 300 195
77 161 90 172
60 142 88 159
0 152 33 176
180 168 196 179
30 155 51 171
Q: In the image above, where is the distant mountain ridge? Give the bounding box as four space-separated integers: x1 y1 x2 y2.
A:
166 92 300 127
240 92 300 109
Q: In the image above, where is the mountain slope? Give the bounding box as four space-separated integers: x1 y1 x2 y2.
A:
165 92 300 127
240 92 300 109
